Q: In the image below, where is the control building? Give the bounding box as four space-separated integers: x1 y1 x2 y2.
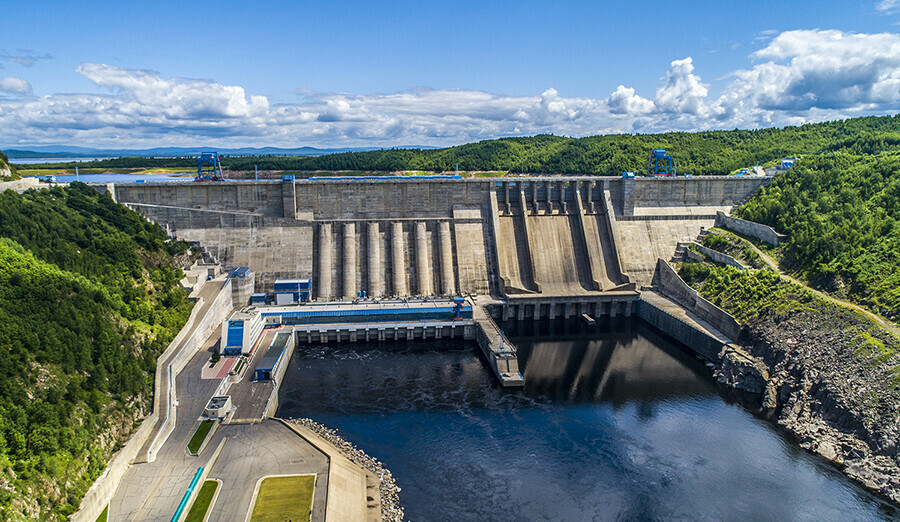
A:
274 278 311 305
221 308 265 356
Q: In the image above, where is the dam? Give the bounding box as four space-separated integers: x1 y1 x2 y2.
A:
101 174 767 386
105 174 766 300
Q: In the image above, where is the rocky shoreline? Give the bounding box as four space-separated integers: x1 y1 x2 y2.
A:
716 306 900 505
286 418 404 522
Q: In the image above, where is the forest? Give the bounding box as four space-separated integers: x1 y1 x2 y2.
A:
0 183 193 519
735 152 900 321
20 114 900 175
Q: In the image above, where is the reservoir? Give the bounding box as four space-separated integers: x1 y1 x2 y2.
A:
278 318 897 521
48 173 190 183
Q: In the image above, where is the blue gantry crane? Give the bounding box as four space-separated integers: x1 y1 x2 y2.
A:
647 149 676 177
195 152 225 182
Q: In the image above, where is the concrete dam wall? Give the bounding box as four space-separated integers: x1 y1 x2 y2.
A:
109 175 769 298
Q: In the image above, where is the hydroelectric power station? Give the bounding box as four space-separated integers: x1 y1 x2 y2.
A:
75 173 782 522
100 174 769 387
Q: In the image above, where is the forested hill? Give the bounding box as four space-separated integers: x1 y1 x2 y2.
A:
736 151 900 320
22 114 900 175
0 183 194 520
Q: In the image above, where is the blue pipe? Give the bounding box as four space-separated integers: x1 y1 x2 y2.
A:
171 466 204 522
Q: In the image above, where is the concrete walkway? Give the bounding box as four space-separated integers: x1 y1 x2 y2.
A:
739 235 900 341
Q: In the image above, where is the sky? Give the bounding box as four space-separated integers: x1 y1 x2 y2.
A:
2 0 900 149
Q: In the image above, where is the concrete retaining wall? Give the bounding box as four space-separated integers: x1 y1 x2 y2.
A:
681 243 706 263
654 259 742 340
638 297 725 361
152 278 233 459
72 277 233 522
715 211 787 245
0 176 41 193
692 242 747 269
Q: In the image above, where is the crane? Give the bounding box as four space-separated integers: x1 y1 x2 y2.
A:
647 149 676 177
195 152 225 182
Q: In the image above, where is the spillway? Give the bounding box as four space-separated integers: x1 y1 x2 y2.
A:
107 175 769 299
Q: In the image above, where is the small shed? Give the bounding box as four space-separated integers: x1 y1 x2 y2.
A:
204 395 232 418
254 332 291 381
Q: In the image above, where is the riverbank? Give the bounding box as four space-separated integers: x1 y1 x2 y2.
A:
677 262 900 506
731 305 900 505
284 418 404 522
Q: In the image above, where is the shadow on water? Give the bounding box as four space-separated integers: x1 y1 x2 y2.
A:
277 317 900 521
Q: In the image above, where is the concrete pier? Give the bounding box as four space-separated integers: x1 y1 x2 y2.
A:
391 222 407 297
367 222 383 297
343 223 357 299
415 222 433 296
438 221 455 296
473 305 525 387
284 298 524 387
318 223 332 300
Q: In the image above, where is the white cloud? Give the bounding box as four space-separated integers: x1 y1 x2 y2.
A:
0 76 31 94
653 58 708 115
607 85 654 115
2 28 900 148
877 0 900 12
725 29 900 113
0 49 52 67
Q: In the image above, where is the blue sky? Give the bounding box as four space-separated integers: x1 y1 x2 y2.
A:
2 0 900 148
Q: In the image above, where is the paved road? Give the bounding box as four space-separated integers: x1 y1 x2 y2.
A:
111 309 330 521
135 279 227 463
112 333 222 520
205 422 328 521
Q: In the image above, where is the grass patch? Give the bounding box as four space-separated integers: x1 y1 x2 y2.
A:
185 480 220 522
95 505 108 522
187 420 215 455
251 474 315 522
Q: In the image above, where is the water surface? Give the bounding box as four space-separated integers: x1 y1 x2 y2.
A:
48 173 191 183
278 319 898 521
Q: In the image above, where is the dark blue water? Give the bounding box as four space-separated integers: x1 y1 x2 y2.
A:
278 319 899 521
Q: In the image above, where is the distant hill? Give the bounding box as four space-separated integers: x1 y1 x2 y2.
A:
16 114 900 175
3 144 437 160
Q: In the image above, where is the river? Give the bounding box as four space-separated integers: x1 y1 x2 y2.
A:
277 318 899 521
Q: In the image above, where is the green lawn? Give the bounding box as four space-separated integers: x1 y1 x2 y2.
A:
250 474 315 522
187 420 215 455
94 505 108 522
185 480 220 522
